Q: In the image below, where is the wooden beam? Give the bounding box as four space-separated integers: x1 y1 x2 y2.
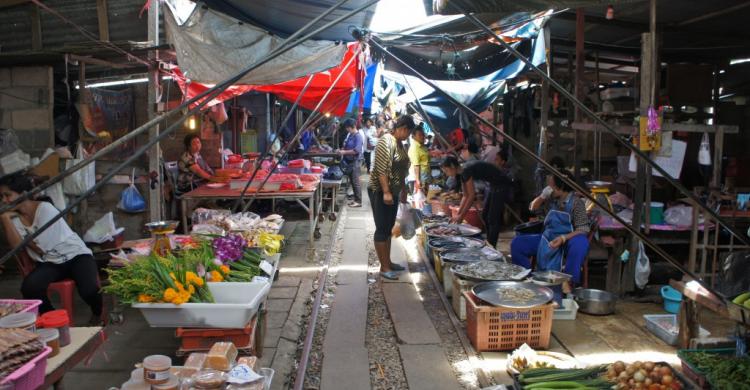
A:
68 54 134 69
30 4 41 50
0 0 29 8
96 0 110 42
676 1 750 26
574 8 585 123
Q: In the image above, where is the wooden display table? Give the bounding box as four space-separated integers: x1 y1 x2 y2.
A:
43 326 104 389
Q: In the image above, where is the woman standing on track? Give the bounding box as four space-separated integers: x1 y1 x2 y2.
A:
368 115 416 280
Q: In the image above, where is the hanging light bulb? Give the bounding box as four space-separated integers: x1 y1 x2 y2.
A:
606 5 614 20
186 116 197 130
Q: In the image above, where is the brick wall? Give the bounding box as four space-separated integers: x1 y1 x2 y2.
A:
0 66 54 157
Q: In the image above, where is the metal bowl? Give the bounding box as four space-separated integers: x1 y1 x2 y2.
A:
573 288 617 315
427 236 484 252
472 281 554 308
585 181 613 190
440 248 504 264
145 220 180 234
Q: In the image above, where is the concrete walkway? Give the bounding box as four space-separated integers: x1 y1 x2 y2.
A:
318 172 462 389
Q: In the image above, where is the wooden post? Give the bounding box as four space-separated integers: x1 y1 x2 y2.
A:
147 0 163 221
96 0 110 42
30 4 41 50
644 0 658 233
574 8 585 122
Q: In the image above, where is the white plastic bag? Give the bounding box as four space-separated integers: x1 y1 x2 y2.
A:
412 190 425 210
63 142 95 195
635 240 651 289
394 203 418 239
664 205 693 226
84 212 124 243
698 132 711 166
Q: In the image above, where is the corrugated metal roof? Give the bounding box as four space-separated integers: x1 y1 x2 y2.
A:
0 0 159 55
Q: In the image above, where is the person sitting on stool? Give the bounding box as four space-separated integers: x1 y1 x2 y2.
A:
510 169 590 285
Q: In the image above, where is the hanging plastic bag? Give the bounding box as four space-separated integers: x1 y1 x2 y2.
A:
635 240 651 289
698 132 711 166
395 203 420 240
117 170 146 213
412 190 425 210
63 142 96 195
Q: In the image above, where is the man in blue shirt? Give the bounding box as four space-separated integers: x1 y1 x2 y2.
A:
338 119 364 207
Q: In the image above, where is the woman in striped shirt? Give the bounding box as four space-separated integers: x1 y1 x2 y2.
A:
368 115 416 280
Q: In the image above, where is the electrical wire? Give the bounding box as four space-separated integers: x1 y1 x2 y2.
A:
30 0 151 67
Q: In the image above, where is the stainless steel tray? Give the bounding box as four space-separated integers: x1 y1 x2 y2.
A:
472 281 554 308
440 248 503 263
425 223 482 238
531 270 572 285
452 260 529 282
427 236 485 252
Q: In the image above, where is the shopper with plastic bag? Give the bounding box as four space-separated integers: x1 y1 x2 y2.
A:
393 203 422 240
368 115 416 280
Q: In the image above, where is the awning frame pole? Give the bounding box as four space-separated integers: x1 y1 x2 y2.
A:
369 37 718 298
0 1 377 267
454 7 749 247
0 0 356 215
239 45 363 212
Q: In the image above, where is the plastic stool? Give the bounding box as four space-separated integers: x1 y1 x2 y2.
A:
48 279 76 321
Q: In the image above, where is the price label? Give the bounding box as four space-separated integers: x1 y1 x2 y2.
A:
260 260 274 276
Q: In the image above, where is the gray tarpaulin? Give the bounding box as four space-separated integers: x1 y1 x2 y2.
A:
165 7 348 85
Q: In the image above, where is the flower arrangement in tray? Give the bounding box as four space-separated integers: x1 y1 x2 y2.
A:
103 233 283 305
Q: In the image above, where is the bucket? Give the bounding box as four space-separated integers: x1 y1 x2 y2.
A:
450 205 484 229
661 285 682 314
649 202 665 224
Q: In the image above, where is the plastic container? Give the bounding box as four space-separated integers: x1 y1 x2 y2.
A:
37 309 71 347
0 299 42 316
644 314 709 346
661 285 683 314
143 355 172 385
452 277 476 321
649 202 665 224
190 369 227 389
133 281 270 328
176 317 257 352
0 346 52 390
121 380 150 390
0 312 37 331
151 375 180 390
553 299 579 320
226 367 275 390
464 291 553 351
449 205 484 229
36 328 60 357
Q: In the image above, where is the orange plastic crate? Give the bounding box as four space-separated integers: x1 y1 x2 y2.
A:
175 317 257 352
464 291 553 352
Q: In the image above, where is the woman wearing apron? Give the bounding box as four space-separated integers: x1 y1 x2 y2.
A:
510 170 590 284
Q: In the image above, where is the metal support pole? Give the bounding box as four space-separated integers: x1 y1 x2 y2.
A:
0 0 366 216
0 0 379 267
537 27 551 192
453 7 749 247
147 0 163 221
369 37 720 299
239 46 363 212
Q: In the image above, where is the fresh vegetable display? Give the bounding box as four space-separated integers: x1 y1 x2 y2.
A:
517 362 686 390
104 234 275 305
732 291 750 309
681 351 750 389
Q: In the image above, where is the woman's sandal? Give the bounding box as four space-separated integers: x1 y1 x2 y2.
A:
379 271 399 280
389 263 406 271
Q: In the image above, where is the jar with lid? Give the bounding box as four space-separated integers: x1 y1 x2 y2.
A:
151 375 180 390
36 328 60 357
37 310 70 347
0 312 37 331
189 369 227 389
143 355 172 385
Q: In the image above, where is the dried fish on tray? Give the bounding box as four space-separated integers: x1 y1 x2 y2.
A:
452 260 529 282
427 237 485 252
472 281 554 308
440 248 504 264
422 214 450 225
425 223 481 237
